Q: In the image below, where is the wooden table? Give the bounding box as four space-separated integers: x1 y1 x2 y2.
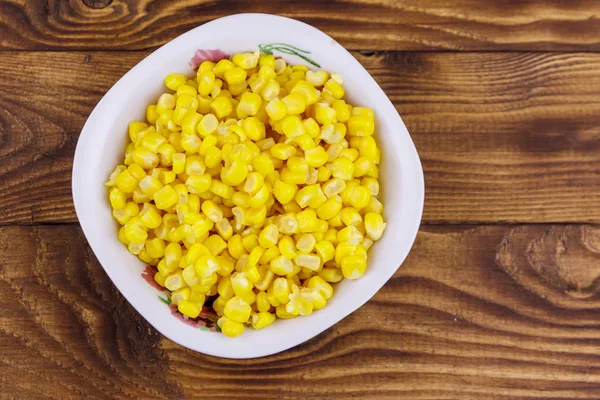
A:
2 1 600 398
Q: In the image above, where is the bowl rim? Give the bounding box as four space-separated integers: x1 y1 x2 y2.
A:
72 12 425 358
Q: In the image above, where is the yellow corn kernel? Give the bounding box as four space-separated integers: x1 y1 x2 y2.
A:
164 73 186 90
180 133 200 153
270 143 295 160
247 184 269 209
170 287 191 306
270 255 294 275
137 175 162 198
115 169 139 193
339 147 358 162
109 187 126 210
227 234 246 259
303 147 327 169
305 70 328 86
220 162 247 187
169 152 185 174
294 233 315 253
265 98 288 121
281 92 305 115
153 271 167 287
276 213 298 235
200 200 222 223
214 253 234 276
178 300 201 319
184 155 205 177
350 185 371 209
209 58 233 77
340 180 359 204
279 168 305 185
294 184 326 209
239 232 258 252
294 254 321 271
145 104 159 125
314 241 335 263
150 185 176 210
318 266 344 283
332 100 351 122
272 277 291 304
237 92 262 118
276 304 297 319
352 156 372 178
324 79 345 99
316 196 342 220
364 212 386 240
328 157 354 180
164 271 185 291
261 79 280 101
363 196 384 215
276 235 295 259
258 224 279 248
210 180 234 199
232 52 258 69
177 84 197 97
315 103 337 125
341 254 367 279
201 234 225 256
223 66 247 85
348 114 375 137
106 165 128 187
209 96 232 119
137 205 160 230
224 295 252 323
251 312 275 330
360 177 379 196
322 177 346 198
326 227 343 245
194 254 220 285
285 158 307 177
220 317 245 338
337 225 363 245
217 275 234 300
294 208 315 233
128 122 148 143
185 174 212 194
317 166 332 182
335 242 357 264
273 180 297 205
189 290 206 306
250 262 271 290
211 218 232 241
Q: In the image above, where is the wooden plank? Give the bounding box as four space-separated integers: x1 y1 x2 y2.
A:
1 51 600 224
1 0 600 51
2 224 600 399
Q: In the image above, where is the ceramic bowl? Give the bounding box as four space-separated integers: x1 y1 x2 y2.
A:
72 13 424 358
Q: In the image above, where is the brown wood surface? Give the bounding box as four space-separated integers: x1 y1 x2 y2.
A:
2 1 600 398
2 225 600 399
1 0 600 51
1 51 600 224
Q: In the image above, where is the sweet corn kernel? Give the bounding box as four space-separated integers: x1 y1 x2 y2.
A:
341 254 367 279
364 212 386 240
270 255 294 275
265 98 288 121
220 318 245 338
154 185 178 210
224 296 252 323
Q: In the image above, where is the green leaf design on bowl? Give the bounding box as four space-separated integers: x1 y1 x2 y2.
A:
259 43 321 68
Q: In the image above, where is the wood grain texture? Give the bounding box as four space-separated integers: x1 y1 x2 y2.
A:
1 0 600 51
2 224 600 399
1 51 600 223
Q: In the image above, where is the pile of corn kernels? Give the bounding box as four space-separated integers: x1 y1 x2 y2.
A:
105 51 386 337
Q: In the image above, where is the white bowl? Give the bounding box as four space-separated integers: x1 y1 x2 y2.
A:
72 13 424 359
